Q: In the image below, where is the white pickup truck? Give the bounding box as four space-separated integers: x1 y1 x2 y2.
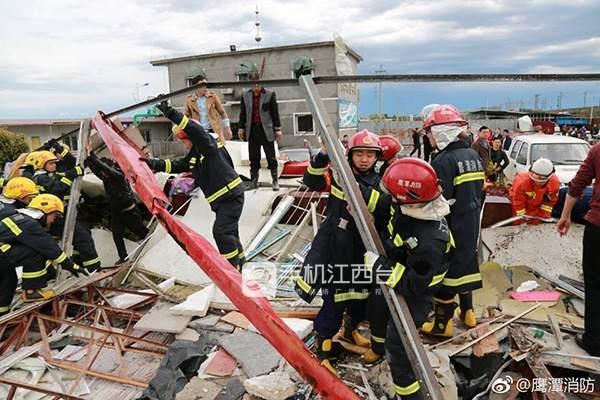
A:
503 134 590 185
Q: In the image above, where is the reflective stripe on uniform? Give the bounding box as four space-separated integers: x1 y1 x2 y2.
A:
395 381 420 396
393 234 403 247
334 291 369 302
295 276 313 294
525 191 537 198
446 231 456 253
22 265 48 279
429 272 447 287
515 209 526 216
386 262 406 289
222 248 239 260
540 204 553 213
82 257 100 267
189 157 197 170
53 252 67 264
164 159 172 174
1 217 22 236
442 272 482 287
60 177 73 186
371 335 385 344
453 171 485 186
330 185 346 201
60 148 69 157
307 165 326 175
178 115 189 130
74 166 83 176
0 243 11 252
0 305 9 313
206 177 243 203
367 190 380 213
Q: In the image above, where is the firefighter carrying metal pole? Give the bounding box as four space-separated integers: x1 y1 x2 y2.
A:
298 74 443 399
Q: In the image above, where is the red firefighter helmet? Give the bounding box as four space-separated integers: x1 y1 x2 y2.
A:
379 135 403 162
422 104 466 129
346 130 382 155
381 158 441 204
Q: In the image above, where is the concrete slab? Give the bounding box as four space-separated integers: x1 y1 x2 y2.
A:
215 378 246 400
91 228 139 266
138 189 281 286
218 332 281 378
176 377 222 400
133 301 192 333
221 311 253 330
249 318 313 339
176 328 201 342
189 314 222 330
482 224 584 281
243 372 296 400
171 284 216 317
205 348 238 377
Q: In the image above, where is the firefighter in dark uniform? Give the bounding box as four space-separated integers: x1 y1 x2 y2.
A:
0 177 40 218
85 146 149 263
378 135 403 177
32 150 101 273
294 130 384 374
0 194 85 315
40 139 76 172
362 158 454 399
143 102 246 270
18 151 42 180
420 104 484 337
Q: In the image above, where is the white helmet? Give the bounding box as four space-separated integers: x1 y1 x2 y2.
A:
529 158 554 184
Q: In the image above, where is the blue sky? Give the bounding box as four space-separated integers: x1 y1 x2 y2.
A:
0 0 598 119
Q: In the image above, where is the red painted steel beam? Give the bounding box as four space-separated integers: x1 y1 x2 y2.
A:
92 113 360 400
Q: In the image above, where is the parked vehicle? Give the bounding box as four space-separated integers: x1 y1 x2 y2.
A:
504 134 590 185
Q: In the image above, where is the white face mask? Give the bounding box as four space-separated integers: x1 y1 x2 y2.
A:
430 124 465 151
400 195 451 221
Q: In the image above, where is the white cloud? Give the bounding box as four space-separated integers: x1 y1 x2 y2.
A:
0 0 598 117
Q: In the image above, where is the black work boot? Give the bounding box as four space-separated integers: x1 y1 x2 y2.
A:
316 334 344 376
421 298 457 337
245 172 259 190
459 291 477 328
270 170 279 191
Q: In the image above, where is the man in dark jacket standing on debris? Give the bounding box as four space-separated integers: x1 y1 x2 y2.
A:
238 71 282 191
557 142 600 356
85 145 149 264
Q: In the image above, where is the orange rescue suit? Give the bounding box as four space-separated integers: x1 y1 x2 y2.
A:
509 171 561 223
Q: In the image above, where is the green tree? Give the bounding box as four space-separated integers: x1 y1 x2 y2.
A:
0 128 29 171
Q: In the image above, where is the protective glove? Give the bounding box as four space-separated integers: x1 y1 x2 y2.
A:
61 259 89 278
40 139 56 151
155 100 171 115
139 157 159 171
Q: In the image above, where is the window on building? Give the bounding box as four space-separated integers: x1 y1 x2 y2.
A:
294 113 314 136
31 136 41 149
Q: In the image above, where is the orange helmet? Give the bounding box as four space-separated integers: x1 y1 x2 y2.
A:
381 158 441 204
379 135 403 162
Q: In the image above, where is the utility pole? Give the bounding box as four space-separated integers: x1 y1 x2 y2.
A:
534 94 540 110
584 91 587 107
557 92 563 109
375 64 386 119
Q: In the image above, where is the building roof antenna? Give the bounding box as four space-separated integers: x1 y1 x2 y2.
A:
254 3 262 46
